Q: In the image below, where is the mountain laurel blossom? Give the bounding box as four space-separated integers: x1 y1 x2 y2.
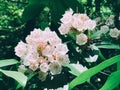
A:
58 8 96 46
15 27 70 81
59 8 96 35
76 33 88 45
109 28 120 38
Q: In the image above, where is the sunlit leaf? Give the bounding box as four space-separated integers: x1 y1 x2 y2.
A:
69 55 120 90
91 29 109 39
100 70 120 90
96 44 120 49
0 69 27 87
0 59 18 67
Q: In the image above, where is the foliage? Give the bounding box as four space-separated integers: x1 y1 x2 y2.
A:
0 59 27 88
0 0 120 90
68 55 120 89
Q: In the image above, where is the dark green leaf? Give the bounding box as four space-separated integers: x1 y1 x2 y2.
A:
100 70 120 90
91 29 109 39
69 55 120 90
96 44 120 49
22 0 49 22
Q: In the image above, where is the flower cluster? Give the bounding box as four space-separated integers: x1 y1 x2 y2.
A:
15 27 70 81
109 28 120 39
94 15 120 39
58 8 96 45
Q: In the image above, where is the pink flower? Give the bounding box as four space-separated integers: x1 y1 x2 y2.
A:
76 33 88 45
72 14 84 31
60 8 73 24
15 27 70 80
14 41 27 57
79 14 89 21
58 23 71 35
84 19 96 30
40 63 49 73
49 62 62 75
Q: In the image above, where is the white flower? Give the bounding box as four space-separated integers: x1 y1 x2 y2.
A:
42 45 54 56
14 41 27 57
45 28 62 45
62 84 69 90
49 62 62 75
54 44 69 55
76 33 88 45
84 19 96 30
105 19 114 26
94 17 101 23
56 84 69 90
26 28 44 45
119 16 120 21
15 27 70 80
89 44 99 50
60 8 73 24
72 14 84 31
57 54 70 66
85 55 98 62
109 28 120 38
100 25 109 31
29 60 39 71
23 45 39 66
79 14 89 21
40 63 49 73
109 15 115 19
70 62 88 74
58 23 71 35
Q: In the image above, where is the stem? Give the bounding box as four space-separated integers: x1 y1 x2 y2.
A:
98 49 106 60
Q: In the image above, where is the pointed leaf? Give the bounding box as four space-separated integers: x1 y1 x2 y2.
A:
22 0 49 22
96 44 120 49
100 70 120 90
69 55 120 90
0 69 27 87
0 59 18 67
91 29 109 39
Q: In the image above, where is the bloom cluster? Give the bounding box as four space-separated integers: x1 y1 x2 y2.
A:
15 27 70 81
58 8 96 45
95 15 120 39
109 28 120 38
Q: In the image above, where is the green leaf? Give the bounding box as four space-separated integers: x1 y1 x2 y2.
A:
0 59 18 67
22 0 49 22
98 49 106 60
69 55 120 90
96 44 120 50
91 29 109 39
100 70 120 90
117 62 120 70
0 69 27 87
28 72 37 81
